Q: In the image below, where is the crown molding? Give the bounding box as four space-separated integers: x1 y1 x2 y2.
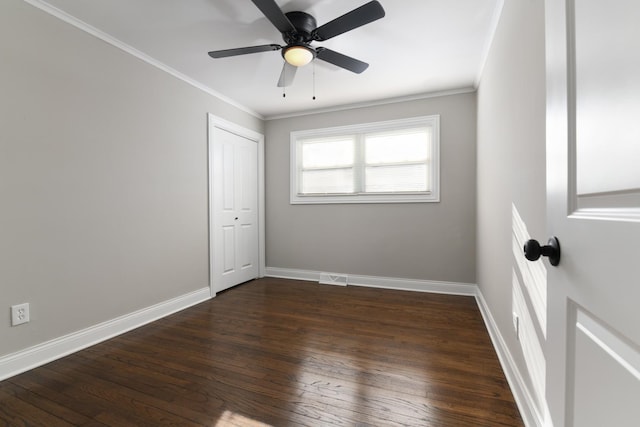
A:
474 0 505 88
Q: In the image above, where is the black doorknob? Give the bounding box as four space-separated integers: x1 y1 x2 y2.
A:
523 237 561 266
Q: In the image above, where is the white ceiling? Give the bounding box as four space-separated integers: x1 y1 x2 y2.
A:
38 0 502 119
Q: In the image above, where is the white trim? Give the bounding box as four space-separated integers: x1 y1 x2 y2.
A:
474 0 506 87
22 0 262 120
290 116 440 205
264 267 320 282
258 133 266 278
0 287 211 382
265 88 476 120
265 267 476 295
207 115 267 295
348 274 475 295
476 289 546 427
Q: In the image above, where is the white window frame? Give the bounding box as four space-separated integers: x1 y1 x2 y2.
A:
290 115 440 204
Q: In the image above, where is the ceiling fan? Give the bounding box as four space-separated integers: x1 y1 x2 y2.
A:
208 0 386 87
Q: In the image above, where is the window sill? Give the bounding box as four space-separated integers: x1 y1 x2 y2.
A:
290 192 439 204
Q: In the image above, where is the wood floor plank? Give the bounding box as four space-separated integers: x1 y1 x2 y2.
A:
0 278 523 426
0 381 92 426
0 388 75 427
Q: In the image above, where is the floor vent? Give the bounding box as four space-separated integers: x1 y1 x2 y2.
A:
319 272 348 286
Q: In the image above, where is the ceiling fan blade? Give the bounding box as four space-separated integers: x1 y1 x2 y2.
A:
316 47 369 74
313 1 385 41
251 0 296 33
277 62 298 87
208 44 281 58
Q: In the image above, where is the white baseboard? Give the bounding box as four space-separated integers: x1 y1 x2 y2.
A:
475 289 545 427
265 266 476 295
0 287 211 381
348 274 476 295
264 267 320 282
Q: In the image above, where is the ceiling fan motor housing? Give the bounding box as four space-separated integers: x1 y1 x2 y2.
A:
283 11 317 44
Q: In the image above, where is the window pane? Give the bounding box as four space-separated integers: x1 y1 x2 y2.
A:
290 115 439 204
301 138 354 168
365 164 429 193
365 128 430 164
300 168 354 194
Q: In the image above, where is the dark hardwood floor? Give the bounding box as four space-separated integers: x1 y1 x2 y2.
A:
0 278 524 426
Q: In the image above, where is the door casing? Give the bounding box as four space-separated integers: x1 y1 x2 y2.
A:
207 114 265 297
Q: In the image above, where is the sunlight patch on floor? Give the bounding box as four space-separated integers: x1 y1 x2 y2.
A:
215 410 273 427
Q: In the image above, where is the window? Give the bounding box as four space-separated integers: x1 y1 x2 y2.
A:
290 116 440 204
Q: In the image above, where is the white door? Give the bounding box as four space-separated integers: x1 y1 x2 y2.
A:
545 1 640 426
210 122 260 293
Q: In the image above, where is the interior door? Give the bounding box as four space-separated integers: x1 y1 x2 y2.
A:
545 0 640 426
210 125 259 293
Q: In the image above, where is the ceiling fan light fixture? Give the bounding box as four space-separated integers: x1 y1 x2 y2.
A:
284 45 314 67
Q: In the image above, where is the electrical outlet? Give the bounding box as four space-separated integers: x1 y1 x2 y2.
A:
11 303 30 326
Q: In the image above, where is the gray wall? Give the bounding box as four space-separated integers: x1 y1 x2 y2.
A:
265 93 477 284
0 1 262 357
476 0 546 412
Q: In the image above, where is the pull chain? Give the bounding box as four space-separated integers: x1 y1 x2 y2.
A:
282 61 287 98
282 61 286 98
312 61 316 100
